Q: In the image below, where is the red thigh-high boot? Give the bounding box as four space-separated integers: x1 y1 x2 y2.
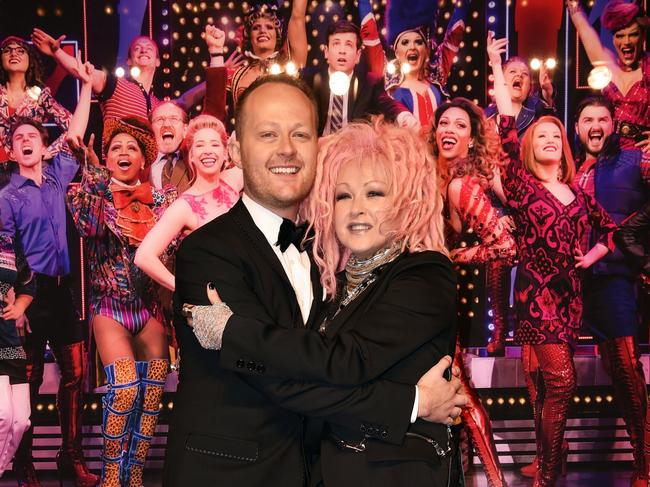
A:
486 260 511 357
53 342 99 487
600 337 650 487
520 344 540 477
532 344 576 487
455 345 508 487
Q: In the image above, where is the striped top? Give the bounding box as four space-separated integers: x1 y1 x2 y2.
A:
99 74 162 122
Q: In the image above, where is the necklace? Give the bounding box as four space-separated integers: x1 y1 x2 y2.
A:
319 242 403 333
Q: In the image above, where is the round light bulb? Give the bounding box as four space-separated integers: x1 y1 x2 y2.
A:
386 60 397 75
115 67 125 78
26 86 42 101
545 58 557 70
285 61 298 76
329 71 350 96
588 65 612 90
130 66 141 78
400 62 411 75
529 58 541 71
269 63 282 75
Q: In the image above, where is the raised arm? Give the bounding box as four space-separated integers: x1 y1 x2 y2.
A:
31 28 107 94
66 56 94 147
488 33 513 117
566 0 616 66
134 199 190 291
287 0 308 67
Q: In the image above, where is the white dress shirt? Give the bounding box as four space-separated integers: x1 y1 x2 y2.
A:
242 194 313 324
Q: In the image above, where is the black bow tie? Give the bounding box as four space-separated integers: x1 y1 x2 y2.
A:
276 218 308 252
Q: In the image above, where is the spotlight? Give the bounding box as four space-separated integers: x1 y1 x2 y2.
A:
588 64 612 90
329 71 350 96
285 61 298 76
269 63 282 75
545 58 557 69
115 67 125 78
26 86 42 101
386 60 397 75
401 63 411 75
130 66 141 78
530 58 542 70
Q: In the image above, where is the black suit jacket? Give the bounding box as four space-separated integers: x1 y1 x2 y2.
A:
220 251 458 486
302 66 408 135
163 200 415 487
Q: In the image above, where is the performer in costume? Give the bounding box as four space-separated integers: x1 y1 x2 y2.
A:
0 36 71 162
135 114 242 292
0 226 34 478
568 0 650 150
431 97 513 487
67 117 175 487
358 0 466 128
490 34 617 486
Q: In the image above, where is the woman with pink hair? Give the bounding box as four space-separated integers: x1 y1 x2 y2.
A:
568 0 650 151
183 118 461 486
135 115 242 292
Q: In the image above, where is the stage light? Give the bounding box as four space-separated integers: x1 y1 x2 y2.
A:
488 15 496 23
545 58 557 69
285 61 298 76
584 396 591 403
497 397 504 405
115 67 126 78
588 64 612 90
519 397 526 405
508 398 515 405
530 58 542 70
386 60 397 75
269 63 282 75
401 63 411 75
130 66 141 78
162 38 169 46
486 398 494 406
47 404 55 411
26 86 41 101
168 401 174 409
329 71 350 96
36 404 44 411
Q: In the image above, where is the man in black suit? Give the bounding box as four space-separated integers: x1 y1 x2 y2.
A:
163 74 464 486
302 20 417 136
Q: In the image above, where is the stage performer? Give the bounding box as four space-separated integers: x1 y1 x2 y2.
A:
568 0 650 151
163 74 467 486
431 96 514 486
490 33 617 486
0 59 96 487
356 0 466 128
574 94 650 487
485 55 556 139
0 219 34 478
135 114 242 291
0 35 71 162
66 116 175 487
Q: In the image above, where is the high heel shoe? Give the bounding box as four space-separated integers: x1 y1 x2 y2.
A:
520 441 569 478
56 450 99 487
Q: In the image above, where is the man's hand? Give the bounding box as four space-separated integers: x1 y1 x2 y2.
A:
32 28 65 57
67 133 100 166
416 356 468 424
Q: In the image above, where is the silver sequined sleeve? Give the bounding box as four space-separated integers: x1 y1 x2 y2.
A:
190 302 234 350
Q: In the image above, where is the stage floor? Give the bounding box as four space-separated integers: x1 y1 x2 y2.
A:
0 465 635 486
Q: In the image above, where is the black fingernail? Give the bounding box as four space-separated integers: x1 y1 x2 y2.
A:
208 282 215 290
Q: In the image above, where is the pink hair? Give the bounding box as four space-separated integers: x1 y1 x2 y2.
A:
302 118 447 298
